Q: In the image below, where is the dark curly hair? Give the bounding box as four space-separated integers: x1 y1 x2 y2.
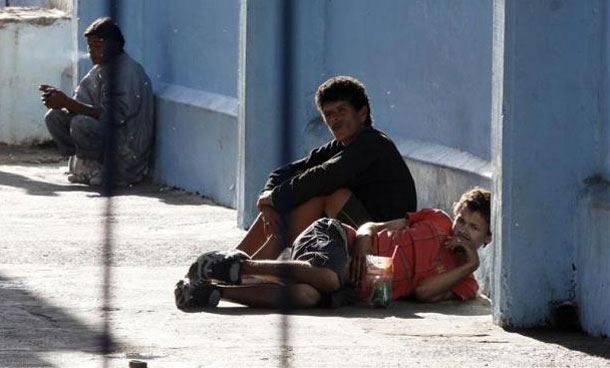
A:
315 76 372 127
84 17 125 52
453 187 491 235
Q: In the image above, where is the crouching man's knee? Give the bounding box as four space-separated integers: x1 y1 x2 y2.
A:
69 115 105 144
69 115 93 137
45 109 67 130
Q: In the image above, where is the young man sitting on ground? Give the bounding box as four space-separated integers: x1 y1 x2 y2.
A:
175 187 491 309
227 76 416 261
40 17 154 186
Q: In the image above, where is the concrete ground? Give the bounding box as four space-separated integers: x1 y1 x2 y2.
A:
1 144 610 368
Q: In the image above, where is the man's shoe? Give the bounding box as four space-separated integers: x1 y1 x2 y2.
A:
187 250 250 285
174 279 221 310
67 158 103 185
67 172 89 184
83 159 102 180
89 173 103 186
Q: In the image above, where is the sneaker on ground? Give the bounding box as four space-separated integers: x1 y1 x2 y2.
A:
67 158 103 185
89 173 103 186
187 249 250 285
67 172 89 184
174 279 221 310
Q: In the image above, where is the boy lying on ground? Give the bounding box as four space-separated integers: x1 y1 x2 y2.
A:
174 187 491 309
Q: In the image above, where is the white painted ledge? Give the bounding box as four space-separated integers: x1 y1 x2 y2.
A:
396 138 492 179
155 83 238 118
0 7 69 26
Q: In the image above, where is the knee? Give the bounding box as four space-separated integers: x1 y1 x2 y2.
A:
316 268 341 294
45 109 64 129
323 188 353 216
289 284 321 307
69 115 91 139
328 188 352 203
302 194 325 208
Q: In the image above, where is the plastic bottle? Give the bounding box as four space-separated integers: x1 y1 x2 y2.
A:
358 255 393 307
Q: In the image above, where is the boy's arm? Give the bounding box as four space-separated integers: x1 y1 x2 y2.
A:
349 217 409 283
414 237 479 302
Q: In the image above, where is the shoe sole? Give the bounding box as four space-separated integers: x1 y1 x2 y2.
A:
208 288 221 307
174 280 188 308
68 174 89 184
228 263 240 284
194 253 242 284
175 280 221 309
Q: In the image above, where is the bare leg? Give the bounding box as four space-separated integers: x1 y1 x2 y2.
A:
240 189 353 260
235 213 268 256
223 260 341 308
220 283 321 308
250 235 283 260
242 260 340 293
176 260 339 309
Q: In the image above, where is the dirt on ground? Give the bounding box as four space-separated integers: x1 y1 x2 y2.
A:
1 145 609 368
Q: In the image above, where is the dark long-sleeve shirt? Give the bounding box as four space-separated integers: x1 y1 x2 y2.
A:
264 128 417 221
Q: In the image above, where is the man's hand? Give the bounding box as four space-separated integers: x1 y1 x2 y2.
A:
39 84 55 93
257 191 282 238
256 190 273 208
39 84 101 118
39 84 70 110
348 233 373 283
414 236 481 302
444 236 480 270
259 205 282 238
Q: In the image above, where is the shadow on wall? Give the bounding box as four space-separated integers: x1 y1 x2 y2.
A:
0 273 114 367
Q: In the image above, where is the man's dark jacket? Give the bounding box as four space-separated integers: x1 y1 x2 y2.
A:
264 127 417 221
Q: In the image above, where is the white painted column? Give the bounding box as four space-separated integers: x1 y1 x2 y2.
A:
0 8 72 144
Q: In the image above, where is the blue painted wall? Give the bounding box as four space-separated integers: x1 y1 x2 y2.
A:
136 1 239 96
77 0 239 96
73 0 610 337
275 0 493 161
323 0 493 161
239 0 493 225
237 0 291 225
76 0 240 207
492 0 610 337
577 0 610 337
578 190 610 337
76 0 492 216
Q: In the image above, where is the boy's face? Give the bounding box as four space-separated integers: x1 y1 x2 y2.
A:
320 100 368 146
451 207 491 251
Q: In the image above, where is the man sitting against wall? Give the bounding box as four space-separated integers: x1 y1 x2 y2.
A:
218 76 418 268
39 17 154 186
175 187 491 309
